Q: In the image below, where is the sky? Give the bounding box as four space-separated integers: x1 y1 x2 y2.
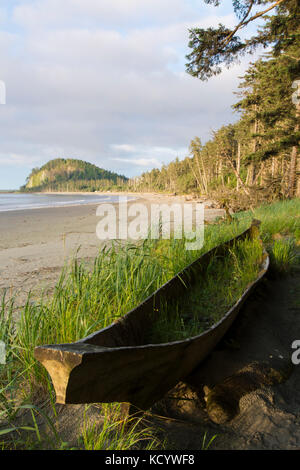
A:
0 0 266 189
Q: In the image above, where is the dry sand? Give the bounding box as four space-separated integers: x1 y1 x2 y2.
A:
0 192 224 306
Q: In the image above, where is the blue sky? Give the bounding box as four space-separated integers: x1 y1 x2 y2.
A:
0 0 266 189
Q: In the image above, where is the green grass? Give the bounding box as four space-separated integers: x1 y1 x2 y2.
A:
269 237 298 276
80 404 164 450
233 198 300 243
233 198 300 277
0 197 299 450
147 238 264 344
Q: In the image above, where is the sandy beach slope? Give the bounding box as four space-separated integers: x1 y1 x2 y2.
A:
0 193 224 305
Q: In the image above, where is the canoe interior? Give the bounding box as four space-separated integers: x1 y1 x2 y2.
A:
34 219 269 409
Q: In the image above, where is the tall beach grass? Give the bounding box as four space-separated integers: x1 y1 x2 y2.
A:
0 197 299 449
148 237 264 344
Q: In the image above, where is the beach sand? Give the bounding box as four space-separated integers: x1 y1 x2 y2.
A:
0 193 225 306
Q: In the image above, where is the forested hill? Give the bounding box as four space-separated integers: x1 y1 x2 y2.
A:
21 158 128 192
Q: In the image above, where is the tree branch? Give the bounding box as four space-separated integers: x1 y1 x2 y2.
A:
282 54 300 61
221 0 255 47
221 0 287 49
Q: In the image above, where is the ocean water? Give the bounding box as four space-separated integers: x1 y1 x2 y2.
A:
0 193 126 212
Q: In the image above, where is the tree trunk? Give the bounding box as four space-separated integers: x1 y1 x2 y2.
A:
248 108 258 186
288 105 299 198
236 142 241 191
195 152 208 193
253 162 264 186
296 155 300 197
246 164 254 186
219 160 224 186
187 158 203 193
288 145 298 198
199 155 208 193
271 157 275 178
224 152 250 196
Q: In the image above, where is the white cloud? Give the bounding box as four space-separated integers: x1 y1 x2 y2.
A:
0 0 259 187
13 0 197 29
0 7 7 25
113 158 162 168
0 152 42 167
111 144 137 153
110 144 189 175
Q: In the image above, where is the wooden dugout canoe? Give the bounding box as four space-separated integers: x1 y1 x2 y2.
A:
34 219 269 410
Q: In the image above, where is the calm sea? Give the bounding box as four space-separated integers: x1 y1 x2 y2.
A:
0 193 126 212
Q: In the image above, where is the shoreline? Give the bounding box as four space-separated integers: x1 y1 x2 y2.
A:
18 189 210 203
0 191 197 214
0 192 137 214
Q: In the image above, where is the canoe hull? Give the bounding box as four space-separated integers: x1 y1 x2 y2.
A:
34 221 269 410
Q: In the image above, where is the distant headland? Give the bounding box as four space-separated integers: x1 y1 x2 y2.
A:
20 158 128 193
